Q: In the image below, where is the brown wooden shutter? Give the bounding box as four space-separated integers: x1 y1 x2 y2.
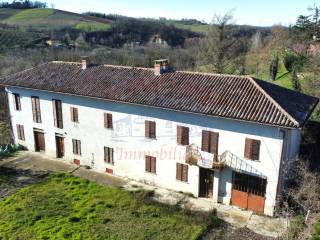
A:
145 121 150 138
56 100 63 128
145 156 151 172
150 121 156 139
210 132 219 160
151 157 156 173
70 107 74 121
78 140 81 155
35 97 41 123
177 126 189 145
251 140 260 160
104 113 112 128
17 95 21 110
52 100 57 127
13 94 17 110
182 127 189 145
104 147 107 162
16 125 21 140
74 108 78 122
20 125 25 141
108 114 113 129
31 97 37 122
72 139 76 154
104 113 108 128
176 163 182 180
244 138 252 159
182 165 188 182
111 148 114 164
202 130 210 152
177 126 182 144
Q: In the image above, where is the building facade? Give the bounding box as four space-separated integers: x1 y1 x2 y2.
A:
1 59 318 216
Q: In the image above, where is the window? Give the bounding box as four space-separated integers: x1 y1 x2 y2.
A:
31 96 41 123
202 130 219 160
176 163 188 182
70 107 79 123
145 155 156 173
72 139 81 155
244 138 261 161
145 120 156 139
104 147 114 164
177 126 189 145
16 124 25 141
13 93 21 111
52 99 63 129
104 113 113 129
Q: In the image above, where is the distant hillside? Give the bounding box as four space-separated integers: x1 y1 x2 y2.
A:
0 8 112 31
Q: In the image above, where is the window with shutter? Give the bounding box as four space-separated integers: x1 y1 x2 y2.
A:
176 163 188 182
31 96 41 123
16 124 25 141
145 156 156 173
13 93 21 111
70 107 79 122
202 131 219 159
202 131 210 152
177 126 189 145
244 138 260 161
104 147 114 164
53 99 63 129
104 113 113 129
72 139 81 155
145 121 156 139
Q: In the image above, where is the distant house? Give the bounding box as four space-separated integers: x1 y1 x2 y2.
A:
149 34 168 46
0 58 318 216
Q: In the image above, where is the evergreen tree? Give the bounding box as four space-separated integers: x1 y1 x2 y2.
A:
269 54 279 81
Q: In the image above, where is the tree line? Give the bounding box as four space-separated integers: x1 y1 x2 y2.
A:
0 0 47 9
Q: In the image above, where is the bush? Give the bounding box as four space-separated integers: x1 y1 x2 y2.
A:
283 53 297 72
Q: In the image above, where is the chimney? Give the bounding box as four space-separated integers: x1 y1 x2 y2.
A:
81 56 90 70
154 59 169 76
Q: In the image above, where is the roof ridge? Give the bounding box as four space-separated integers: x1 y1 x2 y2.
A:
248 77 300 127
176 70 251 78
103 64 152 71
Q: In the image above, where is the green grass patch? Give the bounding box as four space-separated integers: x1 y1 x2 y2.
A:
0 172 208 239
6 8 54 23
74 21 111 32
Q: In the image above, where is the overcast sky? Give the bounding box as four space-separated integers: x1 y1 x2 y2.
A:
44 0 318 26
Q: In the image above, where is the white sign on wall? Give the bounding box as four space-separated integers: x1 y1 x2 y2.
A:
198 151 214 169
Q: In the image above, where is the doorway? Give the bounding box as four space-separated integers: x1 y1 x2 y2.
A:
55 136 64 158
34 131 45 152
199 168 214 198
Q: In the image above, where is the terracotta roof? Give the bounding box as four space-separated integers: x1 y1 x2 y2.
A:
0 61 318 128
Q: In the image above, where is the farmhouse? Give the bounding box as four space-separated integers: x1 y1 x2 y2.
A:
0 58 318 216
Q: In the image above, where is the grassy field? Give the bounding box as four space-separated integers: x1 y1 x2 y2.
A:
0 172 209 240
0 8 111 31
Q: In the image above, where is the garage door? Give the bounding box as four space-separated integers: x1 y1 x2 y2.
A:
231 172 267 214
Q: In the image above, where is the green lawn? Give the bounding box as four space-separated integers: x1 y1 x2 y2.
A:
6 8 54 23
312 221 320 240
0 173 208 240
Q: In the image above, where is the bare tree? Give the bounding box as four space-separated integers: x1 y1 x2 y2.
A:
200 11 237 73
279 160 320 239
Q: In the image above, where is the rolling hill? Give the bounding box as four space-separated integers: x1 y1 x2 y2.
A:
0 8 112 31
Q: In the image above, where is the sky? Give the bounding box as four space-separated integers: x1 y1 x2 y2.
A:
44 0 319 26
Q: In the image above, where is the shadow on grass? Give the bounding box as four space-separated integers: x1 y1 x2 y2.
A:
276 71 290 81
